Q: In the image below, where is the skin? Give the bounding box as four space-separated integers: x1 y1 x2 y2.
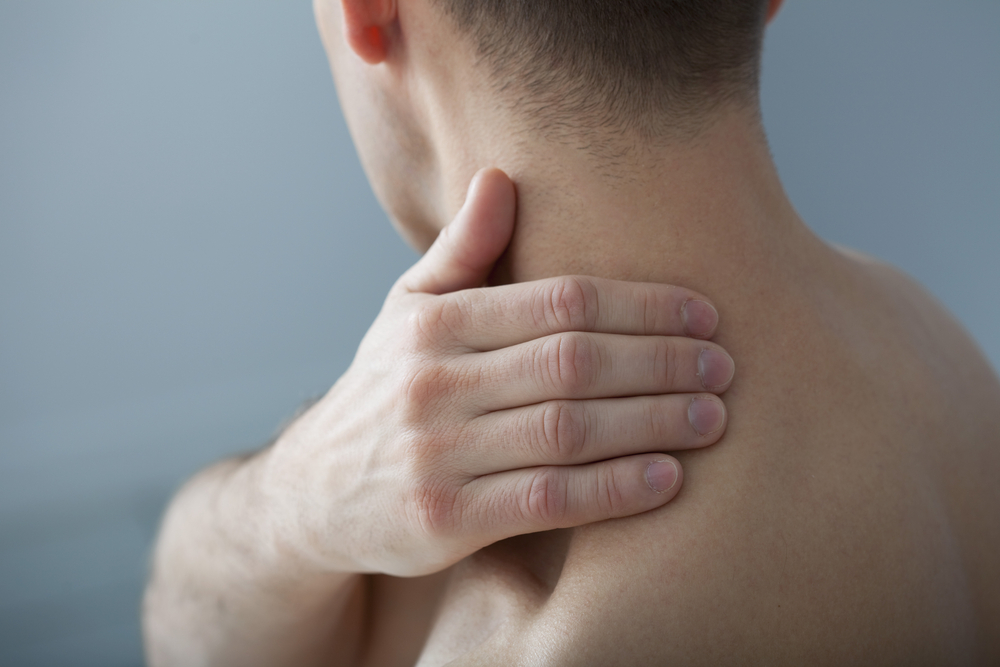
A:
143 169 735 666
144 0 1000 664
143 5 738 667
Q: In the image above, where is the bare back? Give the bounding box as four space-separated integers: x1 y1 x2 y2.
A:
364 249 1000 666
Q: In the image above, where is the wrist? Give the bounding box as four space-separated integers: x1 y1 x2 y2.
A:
158 452 341 592
145 453 365 665
217 448 341 583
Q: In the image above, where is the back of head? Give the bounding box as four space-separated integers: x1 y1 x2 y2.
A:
435 0 770 140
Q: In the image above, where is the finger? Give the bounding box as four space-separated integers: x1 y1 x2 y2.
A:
462 332 735 410
463 394 726 473
394 168 516 296
437 276 719 352
462 453 683 539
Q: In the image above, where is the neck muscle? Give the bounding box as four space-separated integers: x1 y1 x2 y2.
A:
468 112 825 310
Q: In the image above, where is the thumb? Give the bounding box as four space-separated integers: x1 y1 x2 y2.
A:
395 168 516 295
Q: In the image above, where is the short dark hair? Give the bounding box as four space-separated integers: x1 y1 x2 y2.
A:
435 0 770 138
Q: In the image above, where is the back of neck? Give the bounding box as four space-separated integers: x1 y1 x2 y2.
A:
476 111 827 309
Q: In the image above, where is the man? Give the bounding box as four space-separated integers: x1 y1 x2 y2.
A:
144 0 1000 664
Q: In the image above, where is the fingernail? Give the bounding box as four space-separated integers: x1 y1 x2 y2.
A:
688 397 726 436
646 460 678 493
682 300 718 338
698 348 735 390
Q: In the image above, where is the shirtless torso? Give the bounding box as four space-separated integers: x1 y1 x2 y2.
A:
364 246 1000 666
144 1 1000 663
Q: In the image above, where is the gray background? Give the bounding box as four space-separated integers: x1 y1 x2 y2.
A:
1 1 997 665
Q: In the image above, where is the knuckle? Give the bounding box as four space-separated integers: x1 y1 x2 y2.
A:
522 469 567 525
399 361 453 417
402 308 438 353
438 295 473 340
408 476 461 539
406 299 461 351
538 401 587 461
643 399 668 443
540 332 597 396
655 338 680 388
543 276 597 332
597 465 628 516
641 284 662 334
398 406 467 538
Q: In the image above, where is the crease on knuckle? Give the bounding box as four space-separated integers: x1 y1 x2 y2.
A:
655 339 679 389
399 362 452 421
643 398 666 443
598 465 627 517
409 475 460 539
523 469 566 525
409 299 461 352
544 276 596 332
540 400 586 461
542 332 595 397
641 284 660 334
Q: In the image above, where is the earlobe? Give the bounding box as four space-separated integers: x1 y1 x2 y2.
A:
766 0 785 24
342 0 396 64
346 23 387 64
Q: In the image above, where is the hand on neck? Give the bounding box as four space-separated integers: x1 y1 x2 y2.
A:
425 94 819 298
320 0 826 300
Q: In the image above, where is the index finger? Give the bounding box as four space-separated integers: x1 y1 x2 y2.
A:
441 275 719 352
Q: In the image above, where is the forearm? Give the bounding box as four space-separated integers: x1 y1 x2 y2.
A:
143 453 366 667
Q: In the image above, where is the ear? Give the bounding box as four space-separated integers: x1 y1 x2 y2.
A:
341 0 397 64
766 0 785 24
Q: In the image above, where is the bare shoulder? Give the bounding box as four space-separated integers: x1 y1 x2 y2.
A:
500 246 1000 665
433 245 1000 666
834 242 971 333
834 243 1000 394
832 242 949 319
